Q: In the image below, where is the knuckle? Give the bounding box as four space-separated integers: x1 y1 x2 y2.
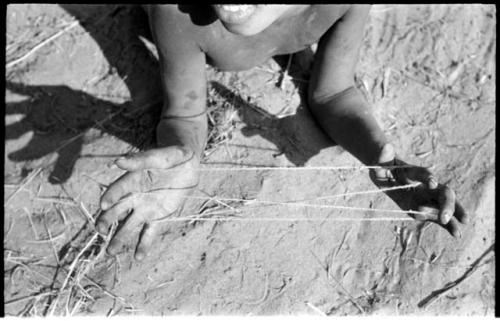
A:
176 145 194 158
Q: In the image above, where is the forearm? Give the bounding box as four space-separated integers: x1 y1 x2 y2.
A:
309 86 388 165
156 115 208 160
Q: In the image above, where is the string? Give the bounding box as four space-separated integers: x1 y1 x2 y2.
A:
197 164 417 171
186 197 426 215
155 216 415 222
137 182 432 223
183 183 423 215
300 182 421 201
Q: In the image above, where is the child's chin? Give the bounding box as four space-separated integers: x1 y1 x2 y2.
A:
221 21 267 36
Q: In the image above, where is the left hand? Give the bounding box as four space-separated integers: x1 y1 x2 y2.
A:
369 144 468 237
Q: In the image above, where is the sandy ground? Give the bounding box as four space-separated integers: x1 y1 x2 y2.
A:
4 4 496 316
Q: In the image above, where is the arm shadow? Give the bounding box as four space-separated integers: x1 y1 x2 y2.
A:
6 5 162 184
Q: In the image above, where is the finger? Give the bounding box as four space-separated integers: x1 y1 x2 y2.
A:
108 214 143 255
401 166 435 188
96 198 134 234
442 216 462 238
454 202 469 224
373 144 396 182
427 176 439 190
115 146 193 171
100 173 140 211
134 221 159 261
377 143 396 164
373 167 395 182
438 185 456 225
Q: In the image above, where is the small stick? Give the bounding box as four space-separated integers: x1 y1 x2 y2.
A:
328 274 365 315
56 207 69 225
306 301 327 316
6 21 79 69
5 258 48 279
153 279 175 290
26 230 66 244
5 215 15 237
5 291 58 306
43 214 60 266
279 54 294 90
59 233 100 292
5 168 42 206
23 207 40 240
64 286 72 316
79 202 95 225
418 244 495 309
49 233 99 317
34 197 77 206
70 296 84 316
198 189 239 211
59 265 129 306
310 250 364 315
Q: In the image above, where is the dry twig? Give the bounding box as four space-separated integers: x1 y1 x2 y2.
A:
6 21 79 69
418 243 495 308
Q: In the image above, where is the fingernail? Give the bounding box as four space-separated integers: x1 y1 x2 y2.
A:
428 177 438 189
441 210 451 224
115 157 127 165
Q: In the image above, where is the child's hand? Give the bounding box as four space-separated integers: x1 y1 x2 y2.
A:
96 146 199 260
370 144 469 237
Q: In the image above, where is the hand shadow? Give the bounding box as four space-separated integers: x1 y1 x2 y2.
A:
6 5 162 184
5 81 160 184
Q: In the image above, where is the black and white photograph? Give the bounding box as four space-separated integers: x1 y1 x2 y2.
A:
4 4 495 316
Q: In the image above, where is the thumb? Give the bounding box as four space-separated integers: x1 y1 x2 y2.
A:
115 146 194 171
134 222 158 261
373 143 396 180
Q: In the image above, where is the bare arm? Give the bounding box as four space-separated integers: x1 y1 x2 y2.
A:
308 5 387 165
147 5 208 157
97 6 209 259
308 5 468 235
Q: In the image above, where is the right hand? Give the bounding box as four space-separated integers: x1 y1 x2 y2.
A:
96 145 199 260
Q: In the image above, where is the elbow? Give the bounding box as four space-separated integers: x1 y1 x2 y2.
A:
308 83 358 110
307 83 332 108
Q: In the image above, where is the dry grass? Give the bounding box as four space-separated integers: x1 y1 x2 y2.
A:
204 80 240 159
4 197 135 317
